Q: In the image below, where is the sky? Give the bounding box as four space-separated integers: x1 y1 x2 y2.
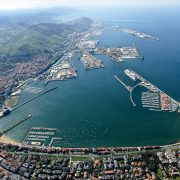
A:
0 0 179 10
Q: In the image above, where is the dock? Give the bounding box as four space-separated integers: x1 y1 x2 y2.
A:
80 52 104 69
0 115 32 136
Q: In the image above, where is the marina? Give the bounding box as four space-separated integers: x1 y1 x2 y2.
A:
141 92 161 110
124 69 180 113
23 127 59 146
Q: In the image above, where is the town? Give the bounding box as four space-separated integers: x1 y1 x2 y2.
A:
0 142 180 179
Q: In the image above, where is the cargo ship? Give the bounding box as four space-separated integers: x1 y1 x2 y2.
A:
124 69 137 81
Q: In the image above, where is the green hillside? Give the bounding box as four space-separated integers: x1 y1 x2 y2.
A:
0 17 92 62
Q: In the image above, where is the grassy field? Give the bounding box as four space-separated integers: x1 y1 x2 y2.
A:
4 96 19 108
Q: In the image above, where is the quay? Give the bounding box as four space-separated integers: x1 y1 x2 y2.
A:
119 28 160 41
0 115 32 136
80 52 104 69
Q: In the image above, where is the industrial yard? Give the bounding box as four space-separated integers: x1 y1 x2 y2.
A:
46 61 77 82
80 52 104 69
95 44 143 62
119 28 160 41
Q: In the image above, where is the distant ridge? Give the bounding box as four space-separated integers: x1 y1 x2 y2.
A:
0 17 93 62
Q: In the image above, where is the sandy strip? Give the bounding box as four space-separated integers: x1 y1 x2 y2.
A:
0 135 20 145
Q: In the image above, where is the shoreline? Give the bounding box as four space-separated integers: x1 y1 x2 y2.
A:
0 134 179 149
0 135 20 145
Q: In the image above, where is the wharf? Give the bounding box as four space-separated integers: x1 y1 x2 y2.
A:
80 52 104 69
0 115 32 136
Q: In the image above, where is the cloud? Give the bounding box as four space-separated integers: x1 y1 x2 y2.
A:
0 0 179 10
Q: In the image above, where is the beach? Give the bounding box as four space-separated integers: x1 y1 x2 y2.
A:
0 135 19 145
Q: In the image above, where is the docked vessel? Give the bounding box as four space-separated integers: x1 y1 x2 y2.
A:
124 69 137 81
0 108 11 118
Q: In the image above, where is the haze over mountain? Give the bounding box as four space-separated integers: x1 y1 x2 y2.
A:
0 0 179 10
0 16 92 61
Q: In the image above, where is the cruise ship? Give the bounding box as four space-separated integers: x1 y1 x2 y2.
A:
124 69 137 81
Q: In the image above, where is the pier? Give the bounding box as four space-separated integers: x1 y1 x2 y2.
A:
114 75 137 106
0 115 32 136
114 75 132 92
11 87 58 112
49 137 63 147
